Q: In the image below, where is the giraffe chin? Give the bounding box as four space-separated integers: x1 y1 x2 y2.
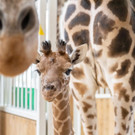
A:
43 94 55 102
43 96 55 102
0 60 33 77
42 89 57 102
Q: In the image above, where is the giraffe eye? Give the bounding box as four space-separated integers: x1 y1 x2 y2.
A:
65 69 72 76
35 69 41 76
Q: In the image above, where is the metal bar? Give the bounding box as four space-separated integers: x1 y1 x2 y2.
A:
0 76 4 106
9 78 12 107
25 71 28 110
34 70 37 111
47 0 57 135
13 77 16 107
73 102 81 135
21 74 24 109
30 66 32 110
17 76 20 108
36 0 47 135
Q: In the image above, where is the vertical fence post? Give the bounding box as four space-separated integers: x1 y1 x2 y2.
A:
46 0 57 135
0 76 4 106
36 0 46 135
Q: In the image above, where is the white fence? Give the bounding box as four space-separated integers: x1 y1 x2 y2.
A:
0 65 39 119
0 0 112 135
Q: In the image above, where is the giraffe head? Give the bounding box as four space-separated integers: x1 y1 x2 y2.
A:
0 0 39 76
36 40 88 102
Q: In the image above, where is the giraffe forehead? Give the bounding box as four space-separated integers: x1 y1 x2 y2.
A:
39 53 71 70
0 0 35 13
0 0 32 4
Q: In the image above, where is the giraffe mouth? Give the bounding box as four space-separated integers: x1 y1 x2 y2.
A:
43 96 55 102
42 89 56 102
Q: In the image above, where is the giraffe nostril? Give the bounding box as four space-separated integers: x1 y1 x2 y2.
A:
45 85 55 90
21 11 31 30
20 8 35 32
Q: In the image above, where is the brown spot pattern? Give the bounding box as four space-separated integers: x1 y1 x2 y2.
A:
126 126 129 133
66 45 73 55
53 118 62 131
65 4 76 21
56 93 63 100
109 63 118 73
58 100 67 109
121 123 126 130
114 83 129 102
87 96 92 100
107 0 128 21
94 0 103 9
129 116 131 121
129 66 135 91
71 67 85 79
53 106 60 117
116 133 122 135
64 30 69 42
59 105 70 120
100 78 108 87
94 49 103 58
114 83 123 91
83 106 89 112
94 125 97 130
61 119 72 135
87 125 93 130
88 132 93 135
121 107 129 119
114 107 117 115
83 101 92 108
60 129 70 135
132 96 135 102
84 57 90 64
94 11 115 45
108 28 132 57
73 82 88 96
119 90 130 102
130 9 135 33
72 30 89 46
72 89 79 101
68 12 90 30
116 59 131 78
130 106 133 112
87 114 95 119
80 0 91 10
132 47 135 59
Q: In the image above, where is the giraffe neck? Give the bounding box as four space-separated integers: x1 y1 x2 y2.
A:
52 87 74 135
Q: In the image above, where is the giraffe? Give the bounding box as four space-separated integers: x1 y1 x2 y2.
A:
57 0 68 40
36 40 88 135
0 0 39 76
59 0 135 135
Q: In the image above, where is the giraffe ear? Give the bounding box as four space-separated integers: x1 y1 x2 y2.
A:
70 44 88 65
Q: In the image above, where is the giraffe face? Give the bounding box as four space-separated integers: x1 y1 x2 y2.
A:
36 41 88 102
36 41 72 102
0 0 39 76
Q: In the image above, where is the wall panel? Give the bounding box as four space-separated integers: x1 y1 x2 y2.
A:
0 112 36 135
